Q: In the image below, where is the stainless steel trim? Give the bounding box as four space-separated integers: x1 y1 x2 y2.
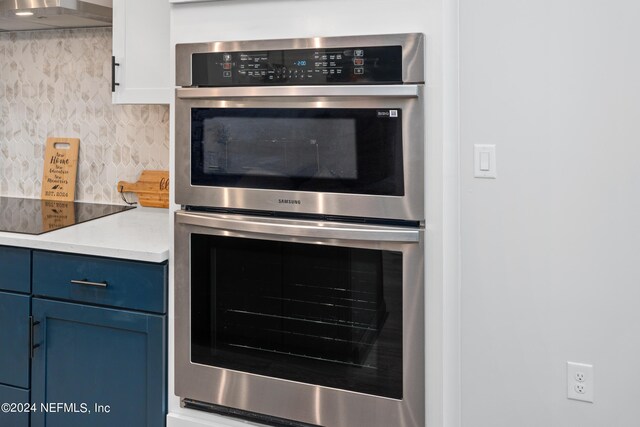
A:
0 0 112 32
70 279 108 288
175 85 425 222
176 33 425 87
176 211 420 243
177 85 420 99
174 212 425 427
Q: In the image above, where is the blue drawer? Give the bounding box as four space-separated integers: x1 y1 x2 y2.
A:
32 251 167 314
0 246 30 294
0 383 29 427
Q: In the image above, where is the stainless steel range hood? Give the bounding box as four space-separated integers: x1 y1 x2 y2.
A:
0 0 112 32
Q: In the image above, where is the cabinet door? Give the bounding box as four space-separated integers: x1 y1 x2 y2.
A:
112 0 171 104
0 292 30 389
0 384 29 427
31 299 166 427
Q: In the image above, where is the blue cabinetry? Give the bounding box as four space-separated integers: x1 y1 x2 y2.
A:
0 246 31 427
0 247 167 427
31 299 166 427
0 383 30 427
0 292 30 389
32 251 167 313
0 246 31 293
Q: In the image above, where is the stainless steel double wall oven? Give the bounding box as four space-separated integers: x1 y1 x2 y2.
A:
175 33 426 427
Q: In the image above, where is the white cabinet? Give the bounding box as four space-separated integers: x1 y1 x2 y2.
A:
112 0 172 104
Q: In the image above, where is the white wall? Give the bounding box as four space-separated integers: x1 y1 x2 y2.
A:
168 1 460 426
460 1 640 426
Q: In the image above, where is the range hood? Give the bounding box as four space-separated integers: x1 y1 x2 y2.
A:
0 0 112 32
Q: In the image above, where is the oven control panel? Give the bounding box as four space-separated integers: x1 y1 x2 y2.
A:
191 45 402 86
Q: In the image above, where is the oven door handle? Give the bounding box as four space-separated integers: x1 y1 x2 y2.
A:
176 84 420 99
176 211 420 243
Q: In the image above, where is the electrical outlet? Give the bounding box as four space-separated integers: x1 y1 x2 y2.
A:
567 362 594 403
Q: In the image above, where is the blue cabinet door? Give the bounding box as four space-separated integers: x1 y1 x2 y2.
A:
0 383 30 427
0 291 30 389
31 298 166 427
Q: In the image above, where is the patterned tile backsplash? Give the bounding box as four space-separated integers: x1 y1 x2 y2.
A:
0 28 169 204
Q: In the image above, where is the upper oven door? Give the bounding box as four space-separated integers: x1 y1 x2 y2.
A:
175 85 424 221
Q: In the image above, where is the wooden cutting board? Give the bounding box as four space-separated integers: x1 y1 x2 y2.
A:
41 137 80 201
117 170 169 208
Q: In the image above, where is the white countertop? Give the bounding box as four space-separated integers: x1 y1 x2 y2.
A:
0 207 170 263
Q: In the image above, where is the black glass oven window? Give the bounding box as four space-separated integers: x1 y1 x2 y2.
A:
191 108 404 196
200 117 357 179
190 234 403 399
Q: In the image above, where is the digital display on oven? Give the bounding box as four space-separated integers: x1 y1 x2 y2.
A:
191 45 402 86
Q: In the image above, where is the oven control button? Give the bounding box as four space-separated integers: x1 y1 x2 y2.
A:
353 58 364 66
223 63 232 70
354 49 364 57
354 67 364 75
222 53 232 62
223 71 231 77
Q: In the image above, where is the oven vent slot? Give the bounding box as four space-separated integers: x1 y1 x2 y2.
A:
182 399 324 427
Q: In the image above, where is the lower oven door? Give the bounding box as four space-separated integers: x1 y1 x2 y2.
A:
175 210 424 427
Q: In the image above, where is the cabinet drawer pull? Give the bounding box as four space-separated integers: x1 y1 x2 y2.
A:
30 316 40 359
70 279 108 288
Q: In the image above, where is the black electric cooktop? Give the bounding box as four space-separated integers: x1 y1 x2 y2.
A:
0 197 135 235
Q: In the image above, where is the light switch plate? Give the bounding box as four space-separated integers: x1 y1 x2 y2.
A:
474 144 497 178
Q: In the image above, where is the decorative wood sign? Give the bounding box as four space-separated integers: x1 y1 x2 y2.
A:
41 137 80 201
117 170 170 208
